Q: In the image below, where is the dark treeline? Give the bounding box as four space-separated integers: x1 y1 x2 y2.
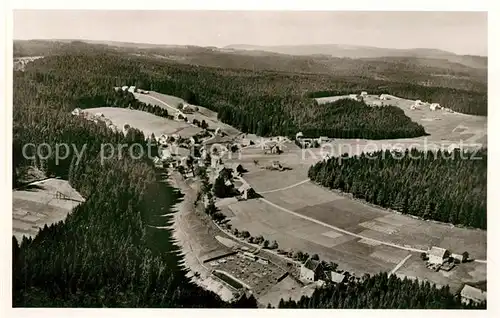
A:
18 54 429 138
308 149 487 229
12 62 257 307
278 272 483 309
307 84 487 116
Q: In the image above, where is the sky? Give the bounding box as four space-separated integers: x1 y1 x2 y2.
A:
13 10 488 56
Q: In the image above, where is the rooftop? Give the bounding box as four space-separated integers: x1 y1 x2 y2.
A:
303 258 321 271
330 271 346 283
429 246 448 258
461 285 487 302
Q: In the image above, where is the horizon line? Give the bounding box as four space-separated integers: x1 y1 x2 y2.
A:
13 38 488 57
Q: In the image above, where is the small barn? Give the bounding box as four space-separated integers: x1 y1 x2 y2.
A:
460 285 487 305
122 123 131 136
330 271 347 284
379 94 390 100
238 183 256 200
318 136 330 144
128 86 136 93
71 108 82 116
430 103 441 111
300 258 323 282
428 246 450 265
175 112 186 121
360 91 368 97
182 104 195 114
451 253 467 263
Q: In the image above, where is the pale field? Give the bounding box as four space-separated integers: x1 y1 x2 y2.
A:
136 92 241 137
223 195 486 289
257 276 315 308
258 180 486 260
222 199 400 276
85 107 202 138
12 178 84 241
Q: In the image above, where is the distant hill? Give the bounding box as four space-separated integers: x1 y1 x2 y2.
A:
225 44 487 69
13 39 486 92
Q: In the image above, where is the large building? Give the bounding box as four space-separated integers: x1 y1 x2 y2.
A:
460 285 487 305
300 258 323 282
428 246 450 265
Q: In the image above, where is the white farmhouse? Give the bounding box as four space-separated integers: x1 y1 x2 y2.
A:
300 258 323 282
460 285 486 305
428 246 450 265
128 86 136 93
71 108 82 116
379 94 390 100
360 91 368 97
430 103 441 111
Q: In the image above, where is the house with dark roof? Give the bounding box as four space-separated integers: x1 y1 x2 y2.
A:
300 258 323 282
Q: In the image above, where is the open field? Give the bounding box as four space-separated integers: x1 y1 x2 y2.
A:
315 94 487 147
257 276 315 307
12 178 84 241
394 256 487 292
135 92 241 137
222 199 401 276
252 180 486 260
222 191 486 292
85 107 202 138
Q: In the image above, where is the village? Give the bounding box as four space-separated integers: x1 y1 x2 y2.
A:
64 87 488 307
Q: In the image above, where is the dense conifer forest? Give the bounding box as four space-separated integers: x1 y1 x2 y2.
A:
12 62 257 307
278 272 483 309
18 52 485 139
12 49 485 308
308 149 487 229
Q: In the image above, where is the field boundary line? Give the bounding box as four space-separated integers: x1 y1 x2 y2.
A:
258 179 310 194
257 197 426 253
390 254 412 274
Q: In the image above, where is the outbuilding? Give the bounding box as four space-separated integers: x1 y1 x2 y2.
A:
330 271 347 284
430 103 441 111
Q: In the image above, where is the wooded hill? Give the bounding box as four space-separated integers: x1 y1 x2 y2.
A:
12 49 484 308
17 53 430 138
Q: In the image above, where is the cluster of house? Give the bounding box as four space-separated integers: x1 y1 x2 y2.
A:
295 132 332 148
300 257 347 286
427 246 467 266
409 99 443 111
71 108 119 132
346 91 369 101
119 85 149 94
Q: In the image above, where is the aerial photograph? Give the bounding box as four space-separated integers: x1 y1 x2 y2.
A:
11 10 487 309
